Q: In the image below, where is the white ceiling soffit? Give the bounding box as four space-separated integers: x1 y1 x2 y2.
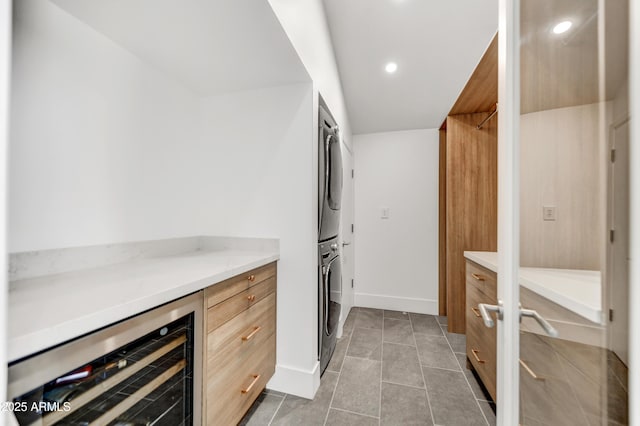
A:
323 0 498 134
51 0 310 95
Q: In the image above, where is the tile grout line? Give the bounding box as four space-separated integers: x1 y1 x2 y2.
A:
384 316 410 322
324 307 356 426
608 365 629 394
267 393 286 426
553 346 596 425
422 365 462 373
330 406 380 420
380 340 417 348
411 313 437 426
380 378 426 390
440 323 491 426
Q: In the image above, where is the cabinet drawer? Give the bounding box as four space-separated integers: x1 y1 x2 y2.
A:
207 329 275 394
207 276 276 330
466 323 497 401
206 262 276 308
206 334 276 426
207 306 275 380
466 281 497 401
466 260 497 301
207 292 276 361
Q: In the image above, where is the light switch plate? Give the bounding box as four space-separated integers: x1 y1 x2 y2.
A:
543 205 556 221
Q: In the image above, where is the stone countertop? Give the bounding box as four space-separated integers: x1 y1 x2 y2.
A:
8 237 279 363
464 251 601 324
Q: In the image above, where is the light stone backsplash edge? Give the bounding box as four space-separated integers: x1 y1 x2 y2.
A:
9 236 279 282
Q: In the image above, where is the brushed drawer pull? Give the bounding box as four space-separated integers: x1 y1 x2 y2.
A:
247 294 256 302
241 374 261 394
520 359 544 381
471 349 486 364
471 273 486 281
471 307 482 318
247 275 256 282
242 326 262 341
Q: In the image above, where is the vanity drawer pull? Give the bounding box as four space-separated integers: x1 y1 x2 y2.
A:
247 275 256 282
471 349 486 364
520 359 544 381
241 374 261 394
241 326 262 342
247 294 256 302
471 307 482 318
471 273 486 281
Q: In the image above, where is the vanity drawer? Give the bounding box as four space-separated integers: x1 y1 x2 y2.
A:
207 305 275 380
206 262 276 308
204 262 277 426
466 260 497 301
207 326 275 391
207 276 276 330
207 292 276 358
465 272 497 401
466 318 497 400
206 334 276 426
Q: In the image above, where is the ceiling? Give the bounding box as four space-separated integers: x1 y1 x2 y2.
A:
322 0 498 134
51 0 310 96
520 0 628 114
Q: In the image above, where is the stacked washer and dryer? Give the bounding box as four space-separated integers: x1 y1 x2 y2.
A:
318 98 343 375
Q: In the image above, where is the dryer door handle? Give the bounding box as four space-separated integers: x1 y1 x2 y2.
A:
323 256 341 334
323 133 333 208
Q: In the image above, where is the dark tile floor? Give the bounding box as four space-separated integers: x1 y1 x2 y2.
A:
240 308 495 426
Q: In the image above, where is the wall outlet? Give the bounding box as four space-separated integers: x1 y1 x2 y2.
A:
543 206 556 221
381 207 390 219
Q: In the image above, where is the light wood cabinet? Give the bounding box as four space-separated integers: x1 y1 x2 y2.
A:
439 33 499 333
463 260 622 422
465 259 497 402
204 262 277 425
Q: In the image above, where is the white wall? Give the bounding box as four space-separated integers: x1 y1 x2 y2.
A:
9 0 202 252
10 0 320 400
0 0 11 412
353 129 439 314
198 85 318 397
268 0 352 148
268 0 356 384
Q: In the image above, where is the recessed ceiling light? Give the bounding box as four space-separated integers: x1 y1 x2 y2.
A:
552 20 572 34
385 62 398 74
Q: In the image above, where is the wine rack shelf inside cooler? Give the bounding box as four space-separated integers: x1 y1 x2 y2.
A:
13 314 195 426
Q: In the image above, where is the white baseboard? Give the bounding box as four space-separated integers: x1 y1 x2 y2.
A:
354 292 438 315
266 361 320 399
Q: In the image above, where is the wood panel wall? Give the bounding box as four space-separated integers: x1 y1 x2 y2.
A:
449 35 498 116
445 112 498 333
520 104 601 270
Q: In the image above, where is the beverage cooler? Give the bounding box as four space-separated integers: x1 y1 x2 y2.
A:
7 293 203 426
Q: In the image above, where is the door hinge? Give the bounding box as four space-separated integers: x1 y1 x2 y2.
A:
351 279 354 288
611 149 616 163
610 229 615 243
351 223 354 233
351 169 354 178
609 309 614 321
